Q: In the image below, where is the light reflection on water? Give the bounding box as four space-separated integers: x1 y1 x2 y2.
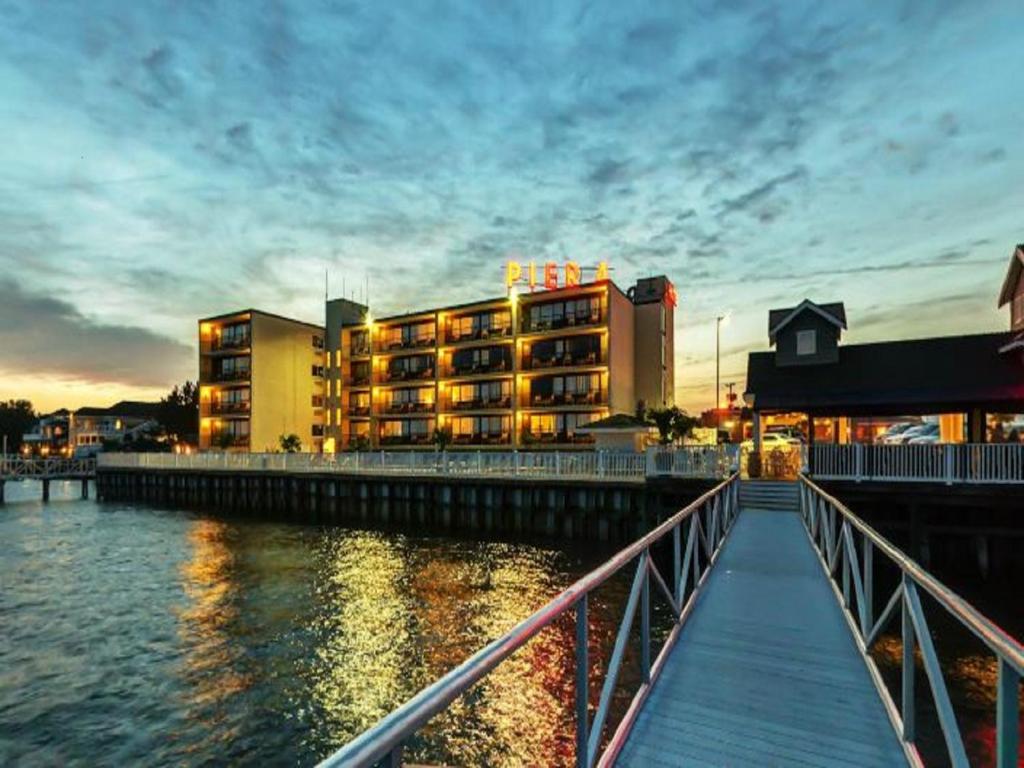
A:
0 481 629 766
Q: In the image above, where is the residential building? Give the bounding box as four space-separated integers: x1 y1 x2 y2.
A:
69 401 161 448
324 270 677 450
198 310 325 452
21 409 71 456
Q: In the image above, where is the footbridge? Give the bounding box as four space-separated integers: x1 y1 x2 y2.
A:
0 456 95 503
318 476 1022 768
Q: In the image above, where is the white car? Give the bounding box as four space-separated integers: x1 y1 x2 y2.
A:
741 433 800 451
901 423 940 444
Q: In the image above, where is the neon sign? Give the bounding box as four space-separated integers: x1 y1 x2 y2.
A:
506 260 609 291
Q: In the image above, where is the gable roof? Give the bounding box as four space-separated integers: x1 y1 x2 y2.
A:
997 244 1024 307
746 331 1021 416
768 300 847 343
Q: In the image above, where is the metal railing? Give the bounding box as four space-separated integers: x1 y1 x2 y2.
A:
646 445 739 478
810 443 1024 484
317 473 740 768
798 476 1022 768
0 456 96 478
97 450 649 480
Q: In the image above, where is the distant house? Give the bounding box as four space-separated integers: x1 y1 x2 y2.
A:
69 401 162 449
21 410 71 456
744 245 1024 448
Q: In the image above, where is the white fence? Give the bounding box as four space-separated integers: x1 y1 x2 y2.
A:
810 444 1024 484
97 447 741 481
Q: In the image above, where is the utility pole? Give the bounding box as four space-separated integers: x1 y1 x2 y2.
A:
715 315 724 426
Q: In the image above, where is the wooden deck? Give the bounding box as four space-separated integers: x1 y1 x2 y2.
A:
617 506 907 767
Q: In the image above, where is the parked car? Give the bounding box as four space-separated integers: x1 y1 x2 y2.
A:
877 422 918 444
765 425 805 442
741 433 801 451
902 423 940 445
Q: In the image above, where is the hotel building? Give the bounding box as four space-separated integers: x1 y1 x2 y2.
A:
323 273 676 450
198 310 326 452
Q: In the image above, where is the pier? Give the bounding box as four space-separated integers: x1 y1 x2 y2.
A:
0 456 96 503
317 475 1023 768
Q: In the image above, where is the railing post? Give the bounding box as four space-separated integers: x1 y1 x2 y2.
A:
863 539 874 635
575 594 589 768
901 574 915 743
996 658 1020 768
944 445 954 485
597 450 605 478
855 443 863 483
673 524 682 606
640 552 651 684
555 451 561 477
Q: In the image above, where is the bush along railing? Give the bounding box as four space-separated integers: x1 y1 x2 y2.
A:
316 473 740 768
799 476 1022 768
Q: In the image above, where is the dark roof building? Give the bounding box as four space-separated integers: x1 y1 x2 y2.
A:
745 244 1024 438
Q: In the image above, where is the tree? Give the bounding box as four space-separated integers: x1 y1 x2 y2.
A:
0 399 36 454
670 410 700 443
647 406 677 445
279 433 302 453
432 426 453 451
159 381 199 445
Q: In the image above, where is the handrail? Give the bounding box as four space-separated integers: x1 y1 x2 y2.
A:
799 475 1022 768
0 456 96 478
318 473 741 768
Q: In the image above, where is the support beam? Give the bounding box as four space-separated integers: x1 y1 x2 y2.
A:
81 478 89 500
42 478 50 502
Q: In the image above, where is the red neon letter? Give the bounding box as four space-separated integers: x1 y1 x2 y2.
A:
544 262 558 290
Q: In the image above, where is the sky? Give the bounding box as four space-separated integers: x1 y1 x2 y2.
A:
0 0 1022 414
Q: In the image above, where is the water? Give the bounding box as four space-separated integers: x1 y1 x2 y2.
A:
1 481 1018 766
0 480 643 767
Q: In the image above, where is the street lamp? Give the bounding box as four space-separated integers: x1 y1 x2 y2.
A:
715 314 730 425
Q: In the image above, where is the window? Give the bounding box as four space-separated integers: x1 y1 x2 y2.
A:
796 329 817 356
313 335 325 350
312 395 324 408
312 364 325 377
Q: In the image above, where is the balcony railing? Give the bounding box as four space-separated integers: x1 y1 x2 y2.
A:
346 405 371 417
209 433 250 448
382 335 436 351
451 433 512 446
445 325 512 344
380 433 433 446
446 396 512 411
521 310 603 334
211 369 251 383
211 401 251 415
443 359 511 377
521 351 602 371
378 368 435 384
520 431 595 445
344 374 371 387
524 391 606 408
381 401 435 415
346 342 371 357
210 336 251 351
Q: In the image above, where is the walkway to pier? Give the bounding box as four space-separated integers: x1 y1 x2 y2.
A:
617 506 906 767
0 457 95 503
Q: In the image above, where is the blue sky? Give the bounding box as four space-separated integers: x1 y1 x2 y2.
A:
0 1 1021 412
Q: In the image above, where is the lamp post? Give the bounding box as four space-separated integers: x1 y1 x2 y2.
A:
715 315 725 426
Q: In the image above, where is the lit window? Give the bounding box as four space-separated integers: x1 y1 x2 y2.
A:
796 330 817 356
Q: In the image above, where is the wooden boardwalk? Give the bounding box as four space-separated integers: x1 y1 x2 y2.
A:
617 506 907 767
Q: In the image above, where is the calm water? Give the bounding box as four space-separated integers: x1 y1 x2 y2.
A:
0 480 645 767
1 481 1019 766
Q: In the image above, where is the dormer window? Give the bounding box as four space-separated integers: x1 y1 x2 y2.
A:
796 330 817 356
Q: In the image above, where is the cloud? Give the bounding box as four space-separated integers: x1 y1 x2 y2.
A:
0 279 193 387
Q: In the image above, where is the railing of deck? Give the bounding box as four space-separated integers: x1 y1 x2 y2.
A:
799 476 1023 768
97 447 740 481
645 444 739 478
316 473 740 768
810 443 1024 484
0 456 96 478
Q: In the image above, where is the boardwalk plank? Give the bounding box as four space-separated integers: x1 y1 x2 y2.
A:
616 504 907 767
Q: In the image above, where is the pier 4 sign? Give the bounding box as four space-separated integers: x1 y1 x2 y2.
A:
505 260 610 291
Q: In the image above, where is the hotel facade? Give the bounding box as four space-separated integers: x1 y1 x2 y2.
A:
322 271 676 451
197 310 326 452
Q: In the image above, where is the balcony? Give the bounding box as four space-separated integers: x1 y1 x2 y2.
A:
380 401 435 415
211 401 251 415
210 335 251 352
211 368 251 383
445 325 512 344
380 433 433 446
444 359 511 377
521 351 601 371
447 396 512 411
378 367 435 384
382 334 436 351
524 391 606 408
347 341 371 357
344 374 371 387
347 404 371 417
209 433 250 448
452 433 512 446
521 310 603 334
520 431 594 446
